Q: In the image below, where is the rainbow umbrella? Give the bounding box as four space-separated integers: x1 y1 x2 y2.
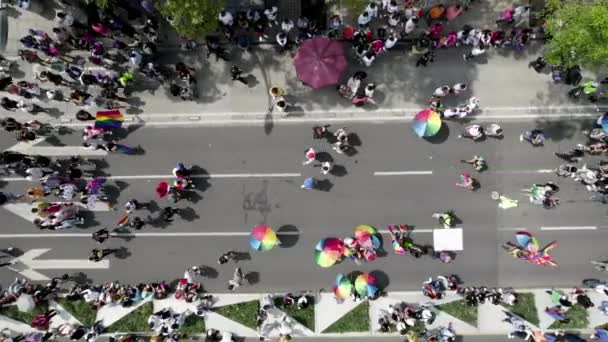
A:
600 113 608 133
250 225 279 251
355 225 381 249
333 273 353 299
595 328 608 342
355 273 378 298
387 226 406 255
412 109 442 137
315 238 345 268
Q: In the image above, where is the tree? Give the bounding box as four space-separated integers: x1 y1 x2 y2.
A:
544 0 608 68
156 0 225 39
93 0 115 10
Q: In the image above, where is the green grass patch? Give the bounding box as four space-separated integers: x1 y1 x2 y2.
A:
273 296 315 331
501 293 539 327
215 300 259 330
106 302 154 333
178 314 206 335
323 301 369 333
56 299 97 327
548 304 589 329
437 300 478 327
0 302 49 325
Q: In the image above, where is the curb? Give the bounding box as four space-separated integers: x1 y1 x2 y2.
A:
0 106 600 128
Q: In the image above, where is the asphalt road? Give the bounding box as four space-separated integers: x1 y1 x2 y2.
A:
0 119 607 292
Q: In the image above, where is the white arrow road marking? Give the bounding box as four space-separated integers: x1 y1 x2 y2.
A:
3 202 112 222
6 137 107 157
8 248 109 281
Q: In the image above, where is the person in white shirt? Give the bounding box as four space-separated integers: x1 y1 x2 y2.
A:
388 13 400 27
81 288 100 303
218 10 233 27
365 83 376 98
386 0 399 15
362 51 375 67
276 32 288 52
264 6 278 27
384 34 398 50
404 17 417 34
56 12 74 27
281 18 294 33
365 2 379 19
357 11 371 28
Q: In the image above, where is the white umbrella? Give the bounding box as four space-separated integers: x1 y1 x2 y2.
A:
16 294 35 312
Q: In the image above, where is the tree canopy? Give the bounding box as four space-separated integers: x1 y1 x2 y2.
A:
156 0 225 39
544 0 608 68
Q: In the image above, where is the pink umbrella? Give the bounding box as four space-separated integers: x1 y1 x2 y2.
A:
294 36 347 89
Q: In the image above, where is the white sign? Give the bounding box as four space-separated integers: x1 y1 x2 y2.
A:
8 248 109 281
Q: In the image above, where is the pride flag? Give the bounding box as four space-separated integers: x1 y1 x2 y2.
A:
95 110 124 130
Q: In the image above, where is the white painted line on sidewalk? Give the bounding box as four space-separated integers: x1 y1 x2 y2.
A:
373 171 434 176
1 172 302 182
540 226 597 231
0 231 301 238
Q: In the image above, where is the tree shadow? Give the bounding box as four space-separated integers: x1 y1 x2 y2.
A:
44 136 66 147
77 211 99 229
144 200 161 213
534 118 594 142
264 113 273 135
347 133 362 147
197 265 219 279
233 251 252 263
101 184 121 206
110 124 144 141
277 225 299 248
315 151 333 163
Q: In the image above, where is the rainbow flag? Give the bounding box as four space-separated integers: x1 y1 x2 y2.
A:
117 215 129 227
95 110 124 130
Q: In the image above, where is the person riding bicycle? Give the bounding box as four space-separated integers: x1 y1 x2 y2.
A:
462 155 486 172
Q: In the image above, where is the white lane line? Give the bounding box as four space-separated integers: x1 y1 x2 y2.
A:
1 173 302 182
541 226 597 231
378 229 434 234
493 169 554 174
0 231 301 238
373 171 434 176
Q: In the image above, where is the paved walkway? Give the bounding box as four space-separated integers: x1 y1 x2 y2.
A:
1 2 600 127
1 288 607 339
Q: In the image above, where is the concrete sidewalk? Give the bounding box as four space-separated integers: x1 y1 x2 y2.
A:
1 288 607 339
2 2 599 127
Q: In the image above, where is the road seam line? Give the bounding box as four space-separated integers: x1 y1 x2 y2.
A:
373 171 434 176
540 226 597 231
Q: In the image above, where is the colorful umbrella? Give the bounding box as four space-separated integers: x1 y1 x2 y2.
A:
156 181 169 198
516 231 533 248
301 177 315 190
294 36 347 89
387 226 406 255
595 328 608 342
600 113 608 133
355 273 378 298
86 177 105 195
355 225 381 249
333 273 353 299
412 109 442 137
250 225 279 251
545 306 567 321
314 238 345 268
117 215 129 227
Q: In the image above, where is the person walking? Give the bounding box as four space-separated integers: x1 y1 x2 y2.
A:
230 65 248 85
